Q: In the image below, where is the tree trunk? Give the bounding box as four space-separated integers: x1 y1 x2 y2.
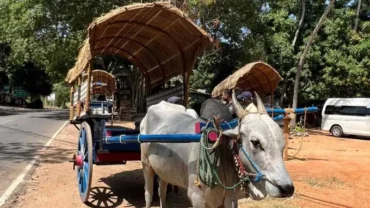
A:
354 0 362 32
292 0 306 47
279 82 287 107
292 0 335 126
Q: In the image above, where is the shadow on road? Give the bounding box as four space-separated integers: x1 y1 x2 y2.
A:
89 169 191 208
30 111 69 121
0 111 20 116
0 142 74 164
0 124 52 140
85 187 124 208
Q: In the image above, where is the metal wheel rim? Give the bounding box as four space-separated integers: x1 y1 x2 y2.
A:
332 127 341 136
77 122 93 203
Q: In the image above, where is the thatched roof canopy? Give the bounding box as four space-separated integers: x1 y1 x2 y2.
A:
65 2 212 87
91 70 116 95
211 61 283 98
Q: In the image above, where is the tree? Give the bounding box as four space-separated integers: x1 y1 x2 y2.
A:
54 82 70 108
0 0 133 82
311 4 370 98
187 0 265 92
292 0 306 47
10 62 52 100
354 0 362 31
292 0 336 113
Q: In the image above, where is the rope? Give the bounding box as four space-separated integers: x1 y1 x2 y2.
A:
290 108 307 158
239 146 263 182
196 126 249 190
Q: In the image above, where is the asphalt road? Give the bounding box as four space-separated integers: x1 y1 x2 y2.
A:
0 106 68 200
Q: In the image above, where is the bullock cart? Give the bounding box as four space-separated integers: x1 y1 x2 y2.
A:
211 61 318 160
65 2 216 203
65 2 315 204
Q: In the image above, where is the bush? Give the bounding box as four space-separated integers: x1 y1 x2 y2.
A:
54 82 70 108
26 98 43 109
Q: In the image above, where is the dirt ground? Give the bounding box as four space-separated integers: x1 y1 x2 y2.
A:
4 124 370 208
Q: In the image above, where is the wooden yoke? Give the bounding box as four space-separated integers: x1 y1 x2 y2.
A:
283 108 295 161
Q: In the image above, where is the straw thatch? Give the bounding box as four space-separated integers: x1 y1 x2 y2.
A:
91 70 116 95
65 2 212 87
211 61 283 98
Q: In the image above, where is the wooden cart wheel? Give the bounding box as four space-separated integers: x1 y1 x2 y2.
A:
77 121 93 203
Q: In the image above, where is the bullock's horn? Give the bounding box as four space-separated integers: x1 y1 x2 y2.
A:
232 88 248 118
254 92 267 114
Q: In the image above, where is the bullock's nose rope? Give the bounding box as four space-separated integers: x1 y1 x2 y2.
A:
239 146 263 182
195 118 265 191
196 125 249 190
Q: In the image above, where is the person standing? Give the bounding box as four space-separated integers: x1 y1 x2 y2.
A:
237 91 258 112
221 89 236 116
167 96 182 104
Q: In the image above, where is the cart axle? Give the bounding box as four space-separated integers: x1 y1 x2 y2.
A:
69 154 84 170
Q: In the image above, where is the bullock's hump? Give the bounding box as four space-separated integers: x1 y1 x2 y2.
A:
200 99 233 122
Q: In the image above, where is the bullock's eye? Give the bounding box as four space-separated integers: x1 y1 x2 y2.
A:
251 140 264 151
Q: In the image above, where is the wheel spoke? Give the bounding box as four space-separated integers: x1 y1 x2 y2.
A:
78 170 82 184
83 144 88 161
82 128 86 140
83 162 89 193
79 170 84 192
84 162 89 178
83 152 88 160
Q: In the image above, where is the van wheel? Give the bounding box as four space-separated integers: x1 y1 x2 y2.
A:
331 125 343 137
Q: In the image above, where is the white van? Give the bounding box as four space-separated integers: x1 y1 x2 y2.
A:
321 98 370 137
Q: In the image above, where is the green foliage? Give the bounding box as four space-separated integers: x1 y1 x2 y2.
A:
307 6 370 99
190 43 243 93
10 62 52 99
54 82 70 109
0 0 370 107
0 0 131 82
190 0 370 105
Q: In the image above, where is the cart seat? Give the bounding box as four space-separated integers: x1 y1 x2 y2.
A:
89 101 113 115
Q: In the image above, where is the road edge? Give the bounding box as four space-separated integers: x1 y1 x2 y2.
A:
0 120 69 207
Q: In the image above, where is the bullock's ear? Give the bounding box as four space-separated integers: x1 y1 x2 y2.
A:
222 128 238 138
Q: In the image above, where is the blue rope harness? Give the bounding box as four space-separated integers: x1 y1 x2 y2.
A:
203 118 265 183
239 145 264 182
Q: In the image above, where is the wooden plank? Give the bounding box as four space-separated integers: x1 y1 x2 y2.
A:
69 85 74 120
85 62 92 112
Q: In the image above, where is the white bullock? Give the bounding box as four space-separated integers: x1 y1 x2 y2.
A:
140 90 294 208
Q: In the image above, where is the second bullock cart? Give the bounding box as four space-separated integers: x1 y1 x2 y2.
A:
66 2 317 204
